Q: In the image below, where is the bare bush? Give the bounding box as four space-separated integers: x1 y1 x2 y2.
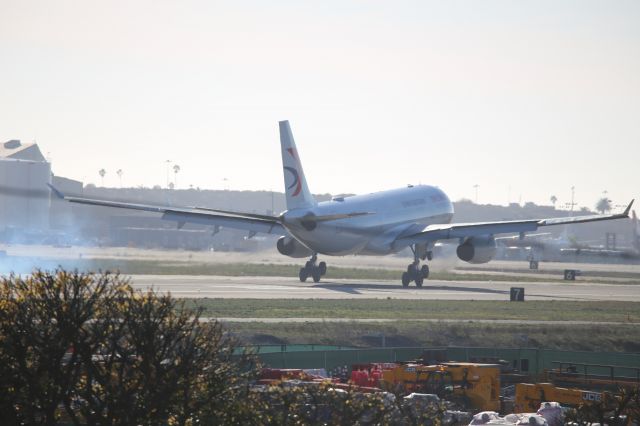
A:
0 270 256 425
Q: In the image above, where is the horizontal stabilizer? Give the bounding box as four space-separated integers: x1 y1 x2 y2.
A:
193 206 280 222
314 212 374 222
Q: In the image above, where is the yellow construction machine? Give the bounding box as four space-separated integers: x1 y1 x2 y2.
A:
514 383 609 413
514 383 640 424
380 362 501 411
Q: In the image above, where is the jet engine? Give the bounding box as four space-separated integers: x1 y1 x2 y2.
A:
276 236 313 258
456 236 496 264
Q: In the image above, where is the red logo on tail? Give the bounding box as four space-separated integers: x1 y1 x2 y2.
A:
285 148 302 196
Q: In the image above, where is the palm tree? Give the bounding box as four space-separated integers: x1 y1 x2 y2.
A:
595 197 612 214
173 164 180 189
116 169 123 188
550 195 558 208
98 169 106 187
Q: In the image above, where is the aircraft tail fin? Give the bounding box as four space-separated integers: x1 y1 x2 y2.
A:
279 121 316 210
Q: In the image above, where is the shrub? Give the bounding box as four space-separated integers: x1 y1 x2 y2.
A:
0 270 256 425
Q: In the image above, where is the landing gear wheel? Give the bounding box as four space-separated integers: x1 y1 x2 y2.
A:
300 254 324 283
415 274 424 288
401 272 410 287
299 268 308 283
404 243 430 287
319 261 327 276
420 264 430 279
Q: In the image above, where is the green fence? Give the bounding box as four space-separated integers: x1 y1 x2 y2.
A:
256 347 427 371
251 345 640 377
449 347 640 378
235 344 352 355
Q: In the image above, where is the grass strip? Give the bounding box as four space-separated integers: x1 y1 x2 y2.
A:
225 321 640 352
186 299 640 323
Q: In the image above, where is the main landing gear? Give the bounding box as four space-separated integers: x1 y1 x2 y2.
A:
299 254 327 283
401 245 431 288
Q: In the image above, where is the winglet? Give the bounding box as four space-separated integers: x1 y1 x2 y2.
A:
47 183 65 200
623 199 635 217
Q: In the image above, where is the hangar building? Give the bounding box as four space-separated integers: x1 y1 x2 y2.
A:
0 140 52 233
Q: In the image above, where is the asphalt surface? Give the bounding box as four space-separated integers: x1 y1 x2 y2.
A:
129 275 640 301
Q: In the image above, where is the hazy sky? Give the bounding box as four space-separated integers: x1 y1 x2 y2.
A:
1 0 638 210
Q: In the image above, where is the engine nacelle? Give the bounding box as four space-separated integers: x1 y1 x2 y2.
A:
456 236 496 264
276 236 313 258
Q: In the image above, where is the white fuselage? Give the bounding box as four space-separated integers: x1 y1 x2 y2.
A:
281 185 454 256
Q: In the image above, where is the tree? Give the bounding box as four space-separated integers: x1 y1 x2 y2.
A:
550 195 558 208
77 289 257 425
456 198 474 204
596 197 612 214
98 168 106 187
116 169 123 188
0 270 257 425
173 164 181 189
0 270 129 425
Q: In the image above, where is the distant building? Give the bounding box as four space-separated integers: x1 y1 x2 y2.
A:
49 175 83 230
0 139 48 162
0 140 51 234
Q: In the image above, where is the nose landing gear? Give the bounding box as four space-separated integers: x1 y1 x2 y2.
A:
401 245 430 288
299 254 327 283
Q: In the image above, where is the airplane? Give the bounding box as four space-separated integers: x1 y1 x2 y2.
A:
49 121 635 287
498 210 640 264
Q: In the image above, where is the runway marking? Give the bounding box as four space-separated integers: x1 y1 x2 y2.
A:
128 275 640 301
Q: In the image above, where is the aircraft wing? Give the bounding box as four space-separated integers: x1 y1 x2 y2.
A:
396 200 634 245
494 232 553 248
48 185 285 235
494 232 552 242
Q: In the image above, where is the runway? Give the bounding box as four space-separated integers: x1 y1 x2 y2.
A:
128 275 640 301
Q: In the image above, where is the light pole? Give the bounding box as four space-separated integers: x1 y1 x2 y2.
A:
473 184 479 204
570 186 576 215
165 160 172 188
223 178 230 209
